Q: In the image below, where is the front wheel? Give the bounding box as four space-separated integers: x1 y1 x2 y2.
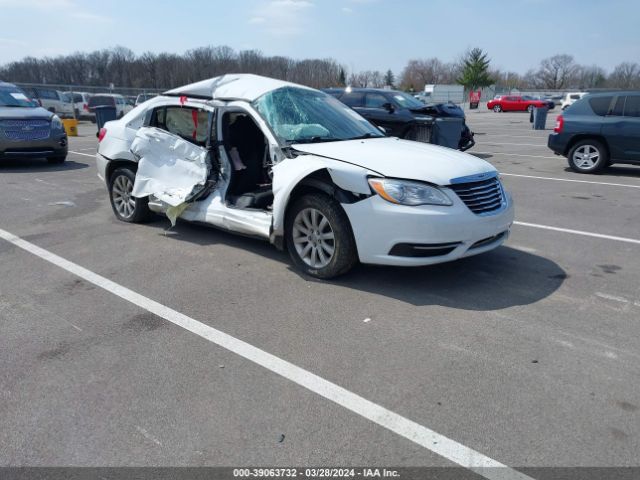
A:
567 139 608 174
493 105 502 112
108 168 151 222
285 193 358 279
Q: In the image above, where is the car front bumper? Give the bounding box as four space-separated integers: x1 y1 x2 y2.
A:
0 133 68 159
342 191 514 266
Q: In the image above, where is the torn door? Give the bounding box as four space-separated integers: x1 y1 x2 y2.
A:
131 127 210 224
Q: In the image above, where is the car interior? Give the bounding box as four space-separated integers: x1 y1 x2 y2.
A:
221 111 274 210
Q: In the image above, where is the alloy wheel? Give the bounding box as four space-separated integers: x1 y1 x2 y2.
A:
292 207 335 269
572 145 600 169
112 174 136 218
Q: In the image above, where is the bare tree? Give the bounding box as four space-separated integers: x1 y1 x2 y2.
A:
608 62 640 89
532 54 578 89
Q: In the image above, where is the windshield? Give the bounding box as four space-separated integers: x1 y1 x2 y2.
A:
254 87 384 144
391 91 425 109
0 86 37 108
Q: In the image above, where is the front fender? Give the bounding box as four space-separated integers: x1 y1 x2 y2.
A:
271 154 373 237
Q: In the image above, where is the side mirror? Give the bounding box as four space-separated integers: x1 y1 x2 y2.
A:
382 102 395 113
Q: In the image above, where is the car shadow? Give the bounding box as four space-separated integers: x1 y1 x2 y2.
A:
0 158 88 172
563 165 640 179
471 153 493 160
145 219 566 311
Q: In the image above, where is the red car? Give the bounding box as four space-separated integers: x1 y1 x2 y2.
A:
487 95 554 113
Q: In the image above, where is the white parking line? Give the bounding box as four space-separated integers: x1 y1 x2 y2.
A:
69 151 95 158
473 151 557 159
485 142 547 147
514 222 640 245
0 227 532 480
501 173 640 189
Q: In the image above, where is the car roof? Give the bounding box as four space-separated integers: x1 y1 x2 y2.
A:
328 87 394 94
165 74 313 102
0 81 18 88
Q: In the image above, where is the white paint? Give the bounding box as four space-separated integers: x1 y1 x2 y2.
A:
473 151 558 160
69 151 95 158
501 173 640 190
0 227 531 480
135 426 162 446
485 142 547 147
514 222 640 245
595 292 629 304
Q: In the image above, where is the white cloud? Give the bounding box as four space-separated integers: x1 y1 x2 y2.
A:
342 6 353 13
249 0 315 37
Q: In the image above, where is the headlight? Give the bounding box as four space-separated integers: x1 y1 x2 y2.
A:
51 115 63 130
368 178 452 206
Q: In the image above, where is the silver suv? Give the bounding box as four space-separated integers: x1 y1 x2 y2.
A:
0 82 68 164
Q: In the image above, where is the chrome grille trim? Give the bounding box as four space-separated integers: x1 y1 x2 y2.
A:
449 176 506 215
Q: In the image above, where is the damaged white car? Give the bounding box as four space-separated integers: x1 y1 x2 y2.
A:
96 74 514 278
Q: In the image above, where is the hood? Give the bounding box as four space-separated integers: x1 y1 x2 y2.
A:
292 137 496 186
0 106 53 120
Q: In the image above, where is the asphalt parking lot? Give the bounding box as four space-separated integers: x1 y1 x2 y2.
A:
0 111 639 478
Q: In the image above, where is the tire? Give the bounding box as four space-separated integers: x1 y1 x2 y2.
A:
47 155 66 164
285 193 358 279
493 105 502 112
108 168 151 223
567 139 608 174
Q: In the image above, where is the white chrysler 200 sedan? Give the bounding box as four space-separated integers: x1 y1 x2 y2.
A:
96 74 514 278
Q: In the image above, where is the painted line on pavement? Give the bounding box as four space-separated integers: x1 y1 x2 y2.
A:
501 173 640 189
514 222 640 245
0 227 532 480
69 151 95 158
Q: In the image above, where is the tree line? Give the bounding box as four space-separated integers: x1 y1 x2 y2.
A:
0 46 346 90
1 45 639 92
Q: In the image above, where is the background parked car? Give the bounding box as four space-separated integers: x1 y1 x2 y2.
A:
135 93 157 106
88 94 131 121
487 95 554 112
20 86 67 115
0 82 68 163
325 87 475 151
57 92 75 118
548 91 640 173
71 92 93 119
561 92 587 110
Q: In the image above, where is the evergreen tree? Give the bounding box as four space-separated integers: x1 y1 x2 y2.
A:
457 48 493 89
384 69 395 88
338 68 346 86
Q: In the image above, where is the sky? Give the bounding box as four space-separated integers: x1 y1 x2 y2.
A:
0 0 638 76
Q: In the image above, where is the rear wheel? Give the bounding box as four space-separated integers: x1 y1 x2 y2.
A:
493 105 502 112
108 168 151 222
567 139 608 174
285 193 358 279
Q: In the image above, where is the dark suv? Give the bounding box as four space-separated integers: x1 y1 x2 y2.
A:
324 88 475 151
548 91 640 173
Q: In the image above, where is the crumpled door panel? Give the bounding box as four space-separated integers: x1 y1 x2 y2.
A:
131 127 210 223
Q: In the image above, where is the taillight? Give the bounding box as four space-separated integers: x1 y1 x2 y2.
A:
98 128 107 142
554 115 564 133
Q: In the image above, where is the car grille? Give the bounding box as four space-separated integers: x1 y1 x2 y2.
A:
0 119 51 142
449 176 505 215
406 124 432 143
